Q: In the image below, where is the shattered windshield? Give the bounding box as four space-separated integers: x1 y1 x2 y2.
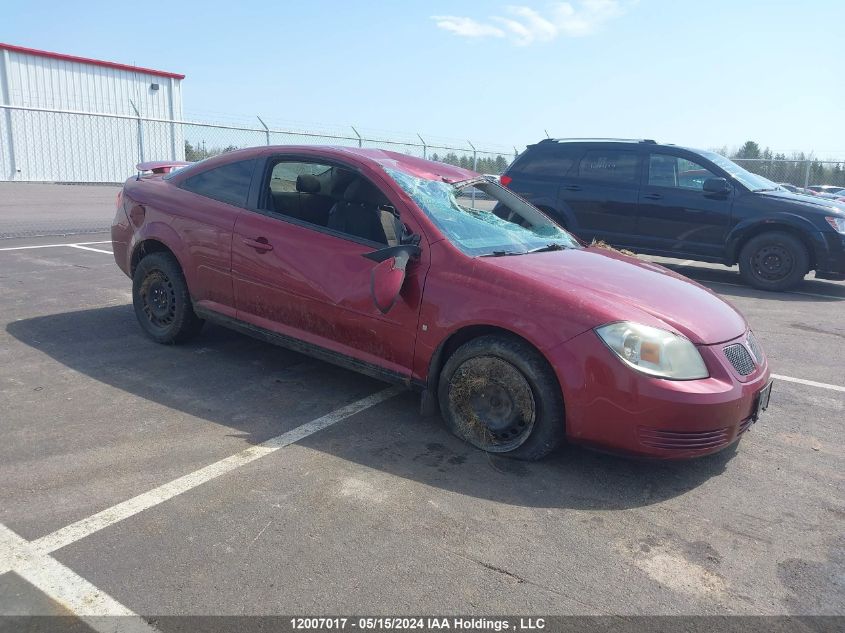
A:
384 169 579 257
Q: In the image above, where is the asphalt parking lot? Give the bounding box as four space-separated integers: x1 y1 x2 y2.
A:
0 185 843 630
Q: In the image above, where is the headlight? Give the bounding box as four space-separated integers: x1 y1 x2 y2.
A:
825 216 845 234
595 322 709 380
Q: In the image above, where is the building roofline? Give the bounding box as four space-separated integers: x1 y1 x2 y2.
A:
0 43 185 80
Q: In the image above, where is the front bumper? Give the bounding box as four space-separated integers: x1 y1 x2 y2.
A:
550 329 771 459
814 232 845 280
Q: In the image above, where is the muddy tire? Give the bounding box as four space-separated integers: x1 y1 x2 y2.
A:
437 335 564 460
738 231 808 291
132 251 204 344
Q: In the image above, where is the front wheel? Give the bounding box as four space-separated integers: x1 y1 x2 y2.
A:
738 231 809 291
132 252 204 344
437 335 565 460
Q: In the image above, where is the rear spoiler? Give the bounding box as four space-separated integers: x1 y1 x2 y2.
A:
136 160 192 175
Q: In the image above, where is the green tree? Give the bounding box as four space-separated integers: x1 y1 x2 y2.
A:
735 141 761 159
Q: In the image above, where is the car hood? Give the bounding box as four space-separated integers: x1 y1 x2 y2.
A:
758 189 844 212
479 247 747 345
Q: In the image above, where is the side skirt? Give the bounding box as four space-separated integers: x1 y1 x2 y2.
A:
193 305 421 391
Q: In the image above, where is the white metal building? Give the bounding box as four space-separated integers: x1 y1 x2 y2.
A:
0 43 185 182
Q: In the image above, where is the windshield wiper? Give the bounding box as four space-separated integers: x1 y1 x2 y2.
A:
479 250 525 257
527 243 567 253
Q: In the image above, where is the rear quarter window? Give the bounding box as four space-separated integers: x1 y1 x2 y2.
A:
181 159 256 207
578 150 639 183
515 148 580 177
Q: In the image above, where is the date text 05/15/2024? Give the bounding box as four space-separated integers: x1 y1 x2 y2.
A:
290 617 547 631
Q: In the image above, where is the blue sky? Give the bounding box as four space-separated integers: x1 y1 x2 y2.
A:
5 0 845 157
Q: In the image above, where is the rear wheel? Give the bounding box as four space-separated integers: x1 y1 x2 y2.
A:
132 252 204 344
738 231 809 291
437 335 564 461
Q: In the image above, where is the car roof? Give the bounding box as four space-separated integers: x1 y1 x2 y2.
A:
262 145 479 182
172 145 480 184
528 138 718 157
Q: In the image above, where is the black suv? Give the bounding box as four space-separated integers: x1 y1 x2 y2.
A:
501 138 845 290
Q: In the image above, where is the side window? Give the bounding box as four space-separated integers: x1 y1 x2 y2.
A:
269 161 331 194
516 148 580 177
648 154 718 190
264 160 395 246
327 176 394 246
181 159 256 207
578 150 638 183
264 160 341 228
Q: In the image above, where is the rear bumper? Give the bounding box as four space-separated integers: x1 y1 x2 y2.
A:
111 198 132 278
551 330 771 459
111 224 131 278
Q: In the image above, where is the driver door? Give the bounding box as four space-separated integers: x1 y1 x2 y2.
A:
231 159 427 377
635 152 733 257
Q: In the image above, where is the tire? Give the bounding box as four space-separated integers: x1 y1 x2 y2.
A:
738 231 809 291
437 335 565 461
132 251 204 344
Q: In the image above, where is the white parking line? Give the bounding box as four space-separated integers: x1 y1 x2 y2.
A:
773 374 845 393
32 386 403 555
0 387 400 628
643 258 844 300
0 524 158 632
705 279 844 301
68 244 113 255
0 241 111 252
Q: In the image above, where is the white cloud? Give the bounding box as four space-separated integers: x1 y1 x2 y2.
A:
433 1 630 45
431 16 506 38
553 0 625 37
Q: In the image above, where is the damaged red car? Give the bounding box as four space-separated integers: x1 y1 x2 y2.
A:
112 146 772 460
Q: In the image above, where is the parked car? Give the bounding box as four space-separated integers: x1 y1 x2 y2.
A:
500 139 845 290
777 184 820 197
113 147 772 461
808 185 845 195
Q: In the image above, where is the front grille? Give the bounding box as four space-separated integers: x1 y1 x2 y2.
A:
738 417 755 435
746 331 764 364
724 343 756 376
638 426 732 450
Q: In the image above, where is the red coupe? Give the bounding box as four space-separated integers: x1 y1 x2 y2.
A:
112 147 772 460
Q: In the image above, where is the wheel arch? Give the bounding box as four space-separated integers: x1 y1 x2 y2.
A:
422 324 563 416
130 238 181 277
727 220 819 269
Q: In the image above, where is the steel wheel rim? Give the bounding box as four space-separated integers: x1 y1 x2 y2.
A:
140 270 176 329
752 243 793 281
447 356 536 453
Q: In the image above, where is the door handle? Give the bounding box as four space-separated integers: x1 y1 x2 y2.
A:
562 185 582 191
242 237 273 252
643 193 663 200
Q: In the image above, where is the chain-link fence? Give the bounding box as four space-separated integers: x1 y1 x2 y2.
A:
0 105 518 184
732 158 845 190
4 105 843 190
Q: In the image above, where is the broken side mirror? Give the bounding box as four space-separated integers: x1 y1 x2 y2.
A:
362 244 421 314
